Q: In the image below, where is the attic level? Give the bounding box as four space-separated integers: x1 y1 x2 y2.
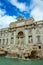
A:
9 16 34 28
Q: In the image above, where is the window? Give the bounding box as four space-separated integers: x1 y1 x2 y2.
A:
0 31 2 36
11 32 14 36
0 39 1 44
3 39 5 45
28 35 33 43
11 37 14 44
6 39 8 45
37 35 41 43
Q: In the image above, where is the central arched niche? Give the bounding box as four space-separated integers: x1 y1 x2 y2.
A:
17 31 24 38
16 31 25 48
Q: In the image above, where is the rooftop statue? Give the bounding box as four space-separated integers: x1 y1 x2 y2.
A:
18 16 24 21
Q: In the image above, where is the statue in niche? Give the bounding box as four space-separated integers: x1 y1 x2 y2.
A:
18 37 23 49
17 31 24 49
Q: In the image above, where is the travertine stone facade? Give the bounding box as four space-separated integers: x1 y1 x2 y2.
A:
0 16 43 51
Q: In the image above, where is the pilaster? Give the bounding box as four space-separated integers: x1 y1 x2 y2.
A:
25 29 28 44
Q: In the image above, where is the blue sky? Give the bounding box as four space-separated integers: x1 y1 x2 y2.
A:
0 0 43 28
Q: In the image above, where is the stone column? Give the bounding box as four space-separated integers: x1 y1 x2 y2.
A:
41 34 43 44
14 31 16 45
32 28 37 44
1 34 3 46
1 38 3 47
4 33 7 45
8 32 11 46
40 28 43 44
4 39 6 47
25 29 28 44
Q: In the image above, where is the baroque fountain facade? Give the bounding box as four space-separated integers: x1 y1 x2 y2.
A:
0 16 43 59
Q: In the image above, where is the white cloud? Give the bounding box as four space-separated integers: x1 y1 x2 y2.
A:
10 0 43 21
10 0 28 12
0 9 6 16
30 0 43 21
30 7 43 21
0 9 17 28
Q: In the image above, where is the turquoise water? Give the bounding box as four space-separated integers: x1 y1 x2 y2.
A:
0 57 43 65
